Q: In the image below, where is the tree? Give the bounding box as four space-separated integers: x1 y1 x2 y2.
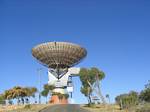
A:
139 80 150 102
3 89 13 100
23 87 37 103
41 84 54 103
79 67 106 105
115 91 139 109
52 92 69 102
12 86 27 104
41 90 49 103
3 86 37 105
43 84 55 92
80 86 92 104
30 87 37 103
106 94 110 104
0 94 5 105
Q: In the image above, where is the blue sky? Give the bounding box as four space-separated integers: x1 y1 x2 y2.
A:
0 0 150 103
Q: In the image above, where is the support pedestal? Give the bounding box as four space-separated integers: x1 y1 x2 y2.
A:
49 95 68 104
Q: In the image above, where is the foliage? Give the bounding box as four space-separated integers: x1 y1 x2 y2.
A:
64 94 69 99
52 92 69 100
3 86 37 104
0 94 5 104
41 84 55 97
4 86 26 100
115 91 139 109
106 94 109 98
24 104 31 109
139 80 150 102
41 84 55 103
41 90 49 97
44 84 55 91
41 84 69 100
79 67 105 105
80 86 91 97
58 94 63 100
106 94 110 103
140 89 150 103
136 103 150 112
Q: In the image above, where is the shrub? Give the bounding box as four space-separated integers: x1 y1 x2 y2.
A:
136 104 150 112
24 104 31 109
115 91 139 109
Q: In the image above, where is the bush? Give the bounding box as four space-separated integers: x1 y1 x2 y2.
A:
24 104 31 109
115 91 139 109
136 108 150 112
139 88 150 103
52 92 69 99
0 94 5 105
64 94 69 99
139 80 150 103
86 103 96 107
136 104 150 112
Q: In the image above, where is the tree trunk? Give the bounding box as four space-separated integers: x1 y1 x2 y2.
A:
87 87 92 105
89 94 92 104
46 96 47 104
17 98 19 105
34 97 37 104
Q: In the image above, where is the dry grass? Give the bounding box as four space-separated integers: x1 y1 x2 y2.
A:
0 104 50 112
81 104 126 112
81 104 150 112
0 105 24 112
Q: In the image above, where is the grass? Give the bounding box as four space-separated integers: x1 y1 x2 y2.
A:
0 104 50 112
82 103 150 112
136 103 150 112
81 104 126 112
1 103 150 112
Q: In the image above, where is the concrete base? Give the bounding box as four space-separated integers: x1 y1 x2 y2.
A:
49 95 68 104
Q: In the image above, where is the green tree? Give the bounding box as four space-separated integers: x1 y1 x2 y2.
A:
0 94 5 105
44 84 55 91
52 92 69 101
41 90 49 103
41 84 55 103
115 91 139 109
3 89 13 100
139 80 150 102
106 94 110 104
12 86 26 104
23 87 37 103
79 67 106 105
30 87 37 103
3 86 37 105
80 86 92 103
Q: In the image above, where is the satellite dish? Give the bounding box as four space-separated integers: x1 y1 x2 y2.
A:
32 42 87 79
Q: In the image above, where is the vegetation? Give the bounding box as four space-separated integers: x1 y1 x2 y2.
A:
79 67 106 105
52 92 69 100
41 83 70 104
115 81 150 112
106 94 110 103
2 86 37 105
136 103 150 112
41 84 55 103
0 72 149 112
1 104 49 112
82 104 125 112
139 80 150 103
0 94 5 105
115 91 139 109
